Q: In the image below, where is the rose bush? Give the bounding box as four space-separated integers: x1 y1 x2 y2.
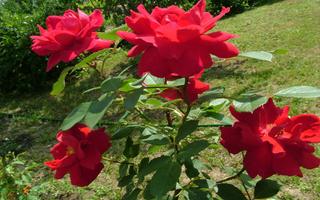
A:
31 0 320 199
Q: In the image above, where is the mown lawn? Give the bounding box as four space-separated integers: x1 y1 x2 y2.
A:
1 0 320 199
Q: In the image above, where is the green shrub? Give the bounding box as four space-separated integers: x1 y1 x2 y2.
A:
0 0 76 93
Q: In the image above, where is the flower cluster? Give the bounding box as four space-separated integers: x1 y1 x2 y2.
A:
118 0 239 103
31 9 113 71
220 99 320 178
45 124 111 186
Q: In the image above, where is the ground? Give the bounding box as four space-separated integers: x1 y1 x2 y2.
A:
0 0 320 199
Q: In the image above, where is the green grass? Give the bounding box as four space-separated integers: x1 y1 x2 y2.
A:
1 0 320 199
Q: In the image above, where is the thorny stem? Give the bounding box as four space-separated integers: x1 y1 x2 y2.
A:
134 108 152 122
182 105 191 123
182 77 192 123
103 158 134 165
216 168 245 184
173 78 193 200
166 111 173 127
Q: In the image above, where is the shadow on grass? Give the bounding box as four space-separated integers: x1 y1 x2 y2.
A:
0 132 34 157
202 60 273 81
223 0 285 19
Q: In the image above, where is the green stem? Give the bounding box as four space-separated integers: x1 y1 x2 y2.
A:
103 158 134 165
172 78 193 200
134 108 152 122
182 104 191 123
240 177 252 200
216 168 245 184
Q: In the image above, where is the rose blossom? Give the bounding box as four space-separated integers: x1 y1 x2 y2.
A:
45 124 111 187
220 98 320 178
117 0 239 78
31 9 113 71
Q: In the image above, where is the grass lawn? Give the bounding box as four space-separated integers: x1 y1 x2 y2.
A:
1 0 320 199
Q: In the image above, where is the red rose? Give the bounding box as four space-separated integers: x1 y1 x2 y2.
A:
117 0 239 78
45 124 111 187
31 9 113 72
160 70 209 103
220 99 320 178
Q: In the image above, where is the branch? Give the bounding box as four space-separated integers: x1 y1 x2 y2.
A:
216 168 245 184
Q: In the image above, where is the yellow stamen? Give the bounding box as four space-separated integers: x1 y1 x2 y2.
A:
66 146 75 156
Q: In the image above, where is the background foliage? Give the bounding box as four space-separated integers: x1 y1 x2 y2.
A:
0 0 75 92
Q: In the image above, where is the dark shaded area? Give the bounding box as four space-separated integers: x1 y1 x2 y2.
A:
0 133 34 157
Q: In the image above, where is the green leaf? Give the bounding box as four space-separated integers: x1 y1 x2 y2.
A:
137 157 149 182
148 145 163 154
192 159 211 170
97 24 128 44
118 174 134 187
84 94 114 128
112 125 144 140
147 160 181 198
184 188 212 200
50 66 73 96
275 86 320 98
233 95 268 112
101 77 123 92
144 98 163 107
124 89 144 110
119 162 129 178
142 134 170 145
254 179 280 199
141 127 158 137
167 78 185 87
122 188 141 200
217 184 247 200
118 165 136 187
204 112 233 125
119 78 140 92
184 159 200 178
60 102 92 130
272 49 288 55
239 51 273 62
198 87 225 103
176 120 199 143
208 98 230 112
143 73 165 85
123 137 139 158
193 179 216 190
178 140 209 161
138 156 170 177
